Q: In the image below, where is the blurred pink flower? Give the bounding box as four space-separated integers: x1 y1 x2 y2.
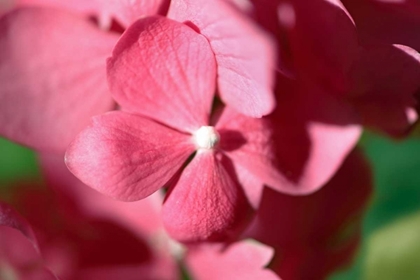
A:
244 148 372 279
0 201 58 279
0 156 179 280
252 0 420 137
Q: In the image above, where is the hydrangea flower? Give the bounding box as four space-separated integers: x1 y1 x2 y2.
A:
65 16 286 242
0 0 275 153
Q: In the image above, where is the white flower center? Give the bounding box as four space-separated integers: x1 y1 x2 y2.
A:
193 126 220 150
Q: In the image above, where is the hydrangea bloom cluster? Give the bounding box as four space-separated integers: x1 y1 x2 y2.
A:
0 0 419 278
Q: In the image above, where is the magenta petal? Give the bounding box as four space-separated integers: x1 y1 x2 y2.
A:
284 0 358 92
186 240 279 280
268 76 362 194
342 0 420 51
350 44 420 136
0 8 117 152
65 111 195 201
108 16 216 133
168 0 276 117
40 153 165 237
162 151 252 242
0 202 59 280
0 201 38 252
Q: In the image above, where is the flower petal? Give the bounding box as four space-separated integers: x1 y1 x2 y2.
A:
0 202 59 280
0 201 38 252
168 0 276 117
350 44 420 136
268 75 362 194
281 0 358 92
65 111 195 201
342 0 420 51
186 240 279 280
246 148 372 279
0 7 117 152
162 151 252 242
108 16 216 132
15 0 169 28
215 106 290 198
40 153 165 237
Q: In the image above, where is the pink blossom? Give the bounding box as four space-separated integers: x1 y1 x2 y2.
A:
65 16 288 242
0 0 275 153
244 148 372 279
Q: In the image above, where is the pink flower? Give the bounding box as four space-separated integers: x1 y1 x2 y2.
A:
65 16 286 242
0 0 275 153
244 148 372 279
252 0 420 137
1 156 179 280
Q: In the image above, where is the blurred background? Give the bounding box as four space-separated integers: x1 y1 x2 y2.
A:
1 128 420 280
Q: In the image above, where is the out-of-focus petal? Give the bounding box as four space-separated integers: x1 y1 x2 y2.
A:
65 111 195 201
40 153 165 237
162 151 252 242
0 7 117 152
0 201 38 252
342 0 420 51
186 240 280 280
350 44 420 136
268 75 362 194
0 202 59 280
280 0 358 92
15 0 169 28
108 16 216 133
168 0 276 117
246 148 372 279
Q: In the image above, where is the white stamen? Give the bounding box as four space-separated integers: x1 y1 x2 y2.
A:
193 126 220 150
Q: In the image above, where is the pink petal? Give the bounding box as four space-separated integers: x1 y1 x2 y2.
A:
342 0 420 51
108 16 216 133
280 0 359 92
0 202 59 280
0 201 38 252
234 164 265 209
215 106 290 197
162 151 252 242
0 7 117 152
267 75 362 194
65 111 195 201
350 44 420 136
15 0 169 28
186 240 280 280
39 153 165 236
168 0 276 117
246 148 372 279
